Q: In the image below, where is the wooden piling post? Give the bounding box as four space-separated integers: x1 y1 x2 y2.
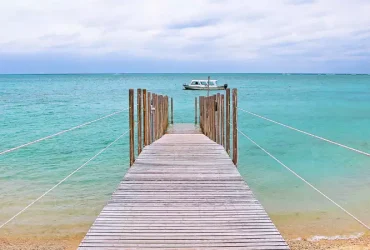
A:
207 96 210 138
152 93 156 142
232 88 238 166
208 96 211 139
212 95 216 142
137 89 142 155
214 95 217 142
221 94 225 148
129 89 135 167
199 97 202 130
148 92 152 144
143 89 147 146
166 96 169 129
159 95 163 136
156 94 159 140
157 94 160 140
171 97 174 124
226 88 231 155
195 97 198 125
216 93 221 144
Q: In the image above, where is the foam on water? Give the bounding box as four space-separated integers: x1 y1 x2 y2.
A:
308 232 365 241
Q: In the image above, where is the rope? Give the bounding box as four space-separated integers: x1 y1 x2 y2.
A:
238 107 370 157
236 126 370 231
0 108 129 156
0 129 130 229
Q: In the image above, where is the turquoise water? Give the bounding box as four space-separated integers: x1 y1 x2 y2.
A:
1 73 370 240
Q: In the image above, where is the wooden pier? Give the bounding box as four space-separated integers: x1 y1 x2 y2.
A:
79 89 289 249
79 126 289 249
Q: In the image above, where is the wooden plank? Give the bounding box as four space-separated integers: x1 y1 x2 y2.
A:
79 133 288 249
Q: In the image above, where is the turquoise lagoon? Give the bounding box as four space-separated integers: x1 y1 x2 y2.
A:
1 73 370 241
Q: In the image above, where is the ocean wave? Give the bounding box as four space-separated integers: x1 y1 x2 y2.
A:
308 232 364 241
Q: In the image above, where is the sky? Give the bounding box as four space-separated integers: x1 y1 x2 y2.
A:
0 0 370 73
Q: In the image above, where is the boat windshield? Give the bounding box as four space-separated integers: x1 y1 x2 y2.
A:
199 80 216 86
190 80 217 86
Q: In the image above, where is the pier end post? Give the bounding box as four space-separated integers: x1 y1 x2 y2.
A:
232 88 238 166
129 89 135 167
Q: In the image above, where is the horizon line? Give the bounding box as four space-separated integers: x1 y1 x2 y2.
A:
1 72 369 75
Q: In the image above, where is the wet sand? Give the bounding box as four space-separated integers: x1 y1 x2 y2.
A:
1 233 370 250
288 233 370 250
0 235 82 250
1 209 368 249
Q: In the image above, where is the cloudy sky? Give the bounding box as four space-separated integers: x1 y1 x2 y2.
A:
1 0 370 73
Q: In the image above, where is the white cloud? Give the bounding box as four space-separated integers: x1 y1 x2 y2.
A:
0 0 370 62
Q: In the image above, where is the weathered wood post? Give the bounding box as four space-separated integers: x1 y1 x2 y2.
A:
232 88 238 166
226 88 230 155
143 89 147 146
137 89 142 155
152 93 156 142
166 96 169 129
207 96 210 137
171 97 174 124
195 97 198 125
215 94 218 143
147 92 152 144
159 95 162 138
160 95 163 136
199 97 203 130
156 94 160 139
212 95 216 142
129 89 135 167
216 93 221 144
221 94 225 148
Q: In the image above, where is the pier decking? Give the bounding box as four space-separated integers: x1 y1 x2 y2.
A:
79 127 289 249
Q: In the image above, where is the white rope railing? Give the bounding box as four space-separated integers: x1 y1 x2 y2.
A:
238 107 370 157
0 129 130 229
235 126 370 231
0 108 129 156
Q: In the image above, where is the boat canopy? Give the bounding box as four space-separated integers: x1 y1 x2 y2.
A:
190 80 217 86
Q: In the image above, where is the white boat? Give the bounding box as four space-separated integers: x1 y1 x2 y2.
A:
183 80 228 90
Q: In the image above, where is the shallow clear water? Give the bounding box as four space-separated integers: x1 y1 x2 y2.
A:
1 73 370 240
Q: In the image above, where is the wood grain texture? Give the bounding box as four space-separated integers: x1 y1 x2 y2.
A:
79 133 288 249
129 89 135 166
171 97 173 124
232 88 238 166
221 94 225 148
226 88 231 155
143 89 148 146
137 89 142 154
195 97 198 125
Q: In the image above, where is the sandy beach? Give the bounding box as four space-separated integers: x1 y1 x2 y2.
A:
288 232 370 250
1 234 370 250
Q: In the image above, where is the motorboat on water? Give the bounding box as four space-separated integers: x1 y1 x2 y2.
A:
183 80 228 90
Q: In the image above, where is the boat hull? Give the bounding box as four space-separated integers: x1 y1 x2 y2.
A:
183 85 227 90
